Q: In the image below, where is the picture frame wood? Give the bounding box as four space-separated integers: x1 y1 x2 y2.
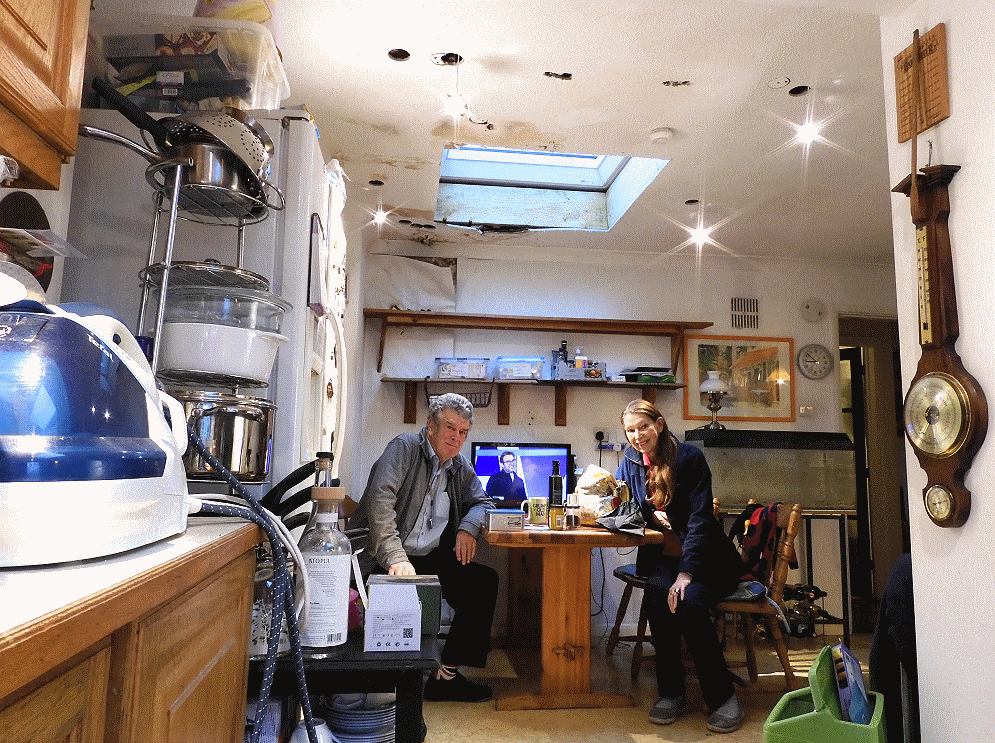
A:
683 334 796 423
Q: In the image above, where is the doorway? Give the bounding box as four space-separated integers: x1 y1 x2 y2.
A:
838 317 908 612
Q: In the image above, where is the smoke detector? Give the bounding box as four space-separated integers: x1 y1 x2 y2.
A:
650 127 674 143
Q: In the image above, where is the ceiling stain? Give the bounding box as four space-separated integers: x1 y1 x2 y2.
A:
341 117 401 137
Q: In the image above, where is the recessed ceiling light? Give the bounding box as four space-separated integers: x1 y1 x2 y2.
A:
685 199 700 205
368 179 384 186
387 49 410 62
398 218 411 224
789 85 811 97
431 52 463 66
794 122 822 144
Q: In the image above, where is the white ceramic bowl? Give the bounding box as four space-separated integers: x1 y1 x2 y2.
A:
158 322 287 383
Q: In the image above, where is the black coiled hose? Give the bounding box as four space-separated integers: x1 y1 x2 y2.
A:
186 424 323 743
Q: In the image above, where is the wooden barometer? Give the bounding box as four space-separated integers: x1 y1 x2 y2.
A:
892 26 987 527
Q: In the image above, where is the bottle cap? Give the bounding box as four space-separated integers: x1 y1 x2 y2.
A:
312 486 346 501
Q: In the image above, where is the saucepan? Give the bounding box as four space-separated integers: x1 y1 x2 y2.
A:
171 390 276 481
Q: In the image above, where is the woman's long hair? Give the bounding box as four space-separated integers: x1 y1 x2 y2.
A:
621 399 677 508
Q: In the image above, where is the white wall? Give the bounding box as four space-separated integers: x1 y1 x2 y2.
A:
881 5 995 741
342 238 898 635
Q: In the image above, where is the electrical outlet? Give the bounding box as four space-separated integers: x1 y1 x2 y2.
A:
593 426 612 442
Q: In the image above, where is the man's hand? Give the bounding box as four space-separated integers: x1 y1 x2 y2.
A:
388 560 416 576
454 529 477 565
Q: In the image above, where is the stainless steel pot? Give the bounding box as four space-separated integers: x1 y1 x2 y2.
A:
172 390 276 482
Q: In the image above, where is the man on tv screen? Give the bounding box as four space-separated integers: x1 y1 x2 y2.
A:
484 450 527 504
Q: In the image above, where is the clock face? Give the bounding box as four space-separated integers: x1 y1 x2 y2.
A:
797 343 834 380
903 372 970 457
925 485 954 522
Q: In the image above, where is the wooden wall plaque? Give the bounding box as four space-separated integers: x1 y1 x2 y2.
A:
894 23 951 143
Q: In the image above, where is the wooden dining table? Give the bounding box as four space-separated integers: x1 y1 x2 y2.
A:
483 524 681 710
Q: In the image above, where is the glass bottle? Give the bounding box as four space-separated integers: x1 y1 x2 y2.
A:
298 453 352 656
548 459 565 530
564 491 581 530
249 544 291 659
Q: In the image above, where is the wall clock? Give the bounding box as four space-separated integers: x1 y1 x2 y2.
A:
891 28 987 528
797 343 834 380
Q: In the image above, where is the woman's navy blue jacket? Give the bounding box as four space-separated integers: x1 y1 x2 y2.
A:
616 436 740 581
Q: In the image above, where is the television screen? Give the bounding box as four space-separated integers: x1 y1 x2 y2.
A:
471 442 572 508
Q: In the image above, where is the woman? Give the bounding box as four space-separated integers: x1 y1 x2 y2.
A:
616 399 744 733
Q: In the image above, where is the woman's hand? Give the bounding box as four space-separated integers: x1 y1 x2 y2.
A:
668 572 692 613
653 509 673 530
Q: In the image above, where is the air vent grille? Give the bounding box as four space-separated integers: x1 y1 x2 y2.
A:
731 297 759 329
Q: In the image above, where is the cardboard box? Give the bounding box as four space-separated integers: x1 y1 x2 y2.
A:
364 577 420 651
364 575 442 651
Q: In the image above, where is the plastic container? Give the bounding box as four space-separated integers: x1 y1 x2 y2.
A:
495 355 545 380
763 645 886 743
435 357 489 379
86 12 290 112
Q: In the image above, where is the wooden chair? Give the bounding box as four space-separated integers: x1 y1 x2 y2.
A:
605 498 721 680
716 502 803 690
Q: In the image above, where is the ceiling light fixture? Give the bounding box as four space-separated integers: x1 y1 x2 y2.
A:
794 121 823 145
435 52 491 129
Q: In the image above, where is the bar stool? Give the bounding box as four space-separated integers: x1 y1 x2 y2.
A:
605 498 720 680
605 563 651 680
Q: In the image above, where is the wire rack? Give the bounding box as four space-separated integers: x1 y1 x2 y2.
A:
423 378 495 408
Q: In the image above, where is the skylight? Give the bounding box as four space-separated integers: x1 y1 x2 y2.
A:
435 145 668 233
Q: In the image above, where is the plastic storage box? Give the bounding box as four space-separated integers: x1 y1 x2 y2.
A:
435 358 490 379
763 645 885 743
496 356 545 380
86 12 290 112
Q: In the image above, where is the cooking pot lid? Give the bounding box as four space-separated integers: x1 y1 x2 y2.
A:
167 389 277 408
140 261 269 291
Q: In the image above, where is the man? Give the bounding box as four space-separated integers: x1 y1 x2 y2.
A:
349 393 498 703
484 450 527 505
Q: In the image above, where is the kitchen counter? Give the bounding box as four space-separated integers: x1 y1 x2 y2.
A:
0 517 257 637
0 516 259 742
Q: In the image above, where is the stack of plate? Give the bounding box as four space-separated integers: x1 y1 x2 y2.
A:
321 695 395 743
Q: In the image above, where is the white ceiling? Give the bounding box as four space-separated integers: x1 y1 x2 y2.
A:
102 0 911 264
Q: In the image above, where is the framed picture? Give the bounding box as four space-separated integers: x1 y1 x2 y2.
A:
684 334 796 423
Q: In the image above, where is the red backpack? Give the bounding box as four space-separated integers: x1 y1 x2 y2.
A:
729 503 796 582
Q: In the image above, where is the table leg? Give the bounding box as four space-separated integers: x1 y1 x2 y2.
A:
395 668 427 743
496 545 635 710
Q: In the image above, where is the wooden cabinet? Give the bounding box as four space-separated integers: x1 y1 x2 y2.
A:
364 308 713 425
0 522 258 743
0 645 110 743
0 0 91 189
107 553 254 743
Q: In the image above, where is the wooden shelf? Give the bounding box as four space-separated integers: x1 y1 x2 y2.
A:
366 309 711 426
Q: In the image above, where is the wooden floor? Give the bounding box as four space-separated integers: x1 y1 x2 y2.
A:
424 630 871 742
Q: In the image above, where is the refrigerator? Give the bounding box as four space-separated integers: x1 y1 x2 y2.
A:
62 107 348 492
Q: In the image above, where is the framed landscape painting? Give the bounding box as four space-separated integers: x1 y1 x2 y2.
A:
683 334 796 423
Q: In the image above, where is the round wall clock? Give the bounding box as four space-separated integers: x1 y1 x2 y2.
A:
797 343 834 380
893 163 988 528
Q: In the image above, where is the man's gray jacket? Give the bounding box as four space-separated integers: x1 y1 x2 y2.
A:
349 429 493 575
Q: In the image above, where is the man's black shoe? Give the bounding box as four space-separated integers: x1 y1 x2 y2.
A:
424 671 493 702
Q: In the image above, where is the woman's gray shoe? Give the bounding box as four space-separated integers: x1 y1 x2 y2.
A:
707 693 744 733
649 695 688 725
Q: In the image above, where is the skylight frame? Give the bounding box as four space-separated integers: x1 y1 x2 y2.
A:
440 145 628 192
